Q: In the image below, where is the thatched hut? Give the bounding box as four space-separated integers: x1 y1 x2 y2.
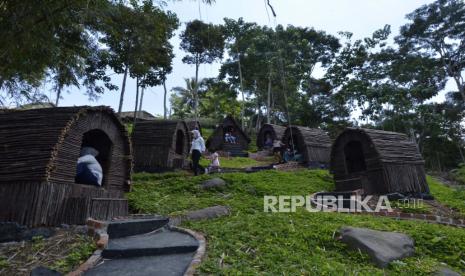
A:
0 106 132 227
282 126 331 166
256 124 286 149
119 110 156 123
133 120 190 172
206 116 250 155
330 128 429 195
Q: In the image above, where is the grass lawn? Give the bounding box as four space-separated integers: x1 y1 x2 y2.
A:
127 170 465 275
199 156 274 169
428 176 465 215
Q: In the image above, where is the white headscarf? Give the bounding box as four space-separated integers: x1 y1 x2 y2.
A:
192 129 201 139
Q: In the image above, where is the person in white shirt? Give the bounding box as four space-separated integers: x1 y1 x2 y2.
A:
75 147 103 186
190 129 206 176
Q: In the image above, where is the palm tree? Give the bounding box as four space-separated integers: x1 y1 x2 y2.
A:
171 78 200 117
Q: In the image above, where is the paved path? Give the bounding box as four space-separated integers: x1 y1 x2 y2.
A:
85 218 199 276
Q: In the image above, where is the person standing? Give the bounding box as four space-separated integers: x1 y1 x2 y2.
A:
273 139 284 164
190 129 206 176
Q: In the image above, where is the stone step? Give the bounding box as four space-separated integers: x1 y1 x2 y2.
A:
106 217 169 239
84 252 195 276
102 229 199 259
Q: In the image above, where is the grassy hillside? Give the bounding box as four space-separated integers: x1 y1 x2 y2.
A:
127 170 465 275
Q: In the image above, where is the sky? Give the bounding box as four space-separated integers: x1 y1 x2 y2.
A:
57 0 449 117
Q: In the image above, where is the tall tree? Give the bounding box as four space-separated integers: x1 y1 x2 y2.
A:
0 0 112 105
180 20 224 119
222 18 261 127
100 2 177 115
396 0 465 102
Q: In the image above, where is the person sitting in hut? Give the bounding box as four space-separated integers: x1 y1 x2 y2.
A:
205 151 221 174
264 134 273 149
75 147 103 186
190 130 206 176
225 132 232 143
225 132 237 144
229 133 237 144
273 139 284 163
283 147 294 163
283 147 304 163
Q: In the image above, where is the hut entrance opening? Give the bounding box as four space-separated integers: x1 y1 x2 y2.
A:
287 134 300 152
344 141 366 174
76 129 113 186
175 129 185 155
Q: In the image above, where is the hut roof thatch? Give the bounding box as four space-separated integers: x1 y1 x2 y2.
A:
0 106 132 186
282 126 331 164
256 124 286 149
330 127 428 195
133 119 190 171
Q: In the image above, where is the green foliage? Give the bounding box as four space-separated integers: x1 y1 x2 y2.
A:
128 170 465 274
31 236 45 251
180 20 224 66
450 163 465 185
201 128 215 140
396 0 465 101
0 256 8 269
50 236 96 273
428 176 465 215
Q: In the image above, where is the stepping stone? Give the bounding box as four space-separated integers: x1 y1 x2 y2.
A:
338 226 415 268
107 217 169 239
30 266 62 276
102 229 198 258
84 253 195 276
185 206 230 221
436 266 461 276
201 178 226 189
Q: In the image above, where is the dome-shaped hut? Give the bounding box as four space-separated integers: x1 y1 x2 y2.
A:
256 124 286 149
330 128 429 195
0 106 132 226
133 120 190 172
206 116 250 156
282 126 331 166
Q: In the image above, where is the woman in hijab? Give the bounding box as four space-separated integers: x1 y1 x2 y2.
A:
190 129 206 176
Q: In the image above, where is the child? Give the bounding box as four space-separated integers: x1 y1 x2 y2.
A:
206 151 221 174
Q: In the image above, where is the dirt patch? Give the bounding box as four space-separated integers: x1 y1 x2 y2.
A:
0 226 95 275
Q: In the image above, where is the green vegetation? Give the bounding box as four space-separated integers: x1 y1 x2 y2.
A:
128 170 465 274
428 176 465 215
450 164 465 185
201 128 214 140
125 123 134 135
50 236 96 273
199 156 273 169
0 232 95 275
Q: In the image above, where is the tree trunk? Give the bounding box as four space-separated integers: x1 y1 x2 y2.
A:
453 76 465 102
55 86 62 107
118 65 129 115
194 58 200 121
458 142 465 164
133 78 139 126
238 53 245 129
138 85 145 113
267 67 272 124
163 78 168 119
